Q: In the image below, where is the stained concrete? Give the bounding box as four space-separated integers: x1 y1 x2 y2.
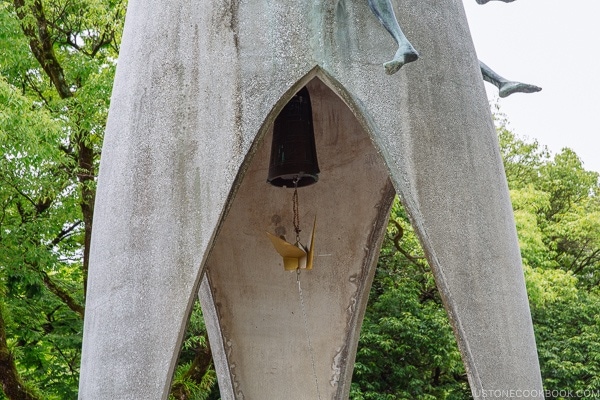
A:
79 0 544 399
201 78 393 399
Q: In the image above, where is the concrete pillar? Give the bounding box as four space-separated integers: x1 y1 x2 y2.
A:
79 0 544 399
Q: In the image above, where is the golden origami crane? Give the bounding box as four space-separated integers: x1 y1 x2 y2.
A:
267 217 316 271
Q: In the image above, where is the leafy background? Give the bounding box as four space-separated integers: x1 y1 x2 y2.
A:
1 1 599 399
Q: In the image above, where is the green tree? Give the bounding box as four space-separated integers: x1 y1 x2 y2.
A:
351 201 470 400
169 302 220 400
3 0 600 395
352 125 600 399
499 127 600 397
1 2 217 398
0 0 122 396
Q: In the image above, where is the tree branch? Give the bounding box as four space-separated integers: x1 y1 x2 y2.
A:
41 272 84 319
389 220 425 267
50 221 82 247
76 140 95 300
14 0 98 299
170 340 214 400
0 177 37 214
23 74 51 107
13 0 72 99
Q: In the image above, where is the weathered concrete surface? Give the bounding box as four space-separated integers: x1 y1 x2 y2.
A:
201 78 393 399
79 0 544 399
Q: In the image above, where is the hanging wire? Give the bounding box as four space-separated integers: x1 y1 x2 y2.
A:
291 176 320 398
297 269 322 400
292 177 301 244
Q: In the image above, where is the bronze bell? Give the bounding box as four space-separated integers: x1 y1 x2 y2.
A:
267 87 320 188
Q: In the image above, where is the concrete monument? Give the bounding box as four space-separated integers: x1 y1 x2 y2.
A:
79 0 544 399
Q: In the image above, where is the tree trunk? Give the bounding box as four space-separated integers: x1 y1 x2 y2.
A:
14 0 97 299
0 304 41 400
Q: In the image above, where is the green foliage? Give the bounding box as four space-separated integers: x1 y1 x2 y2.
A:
169 302 220 400
1 73 83 400
0 0 123 397
351 201 470 400
3 0 600 396
499 129 600 396
352 125 600 399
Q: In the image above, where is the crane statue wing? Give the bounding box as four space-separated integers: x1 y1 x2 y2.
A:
267 217 316 271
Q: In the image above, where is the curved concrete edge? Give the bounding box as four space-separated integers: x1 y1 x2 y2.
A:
338 2 544 396
198 275 235 400
78 0 254 397
198 77 396 399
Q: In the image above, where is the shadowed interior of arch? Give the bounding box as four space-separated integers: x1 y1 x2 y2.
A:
170 77 397 399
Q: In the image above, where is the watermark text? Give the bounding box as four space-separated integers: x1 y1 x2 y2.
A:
473 389 600 398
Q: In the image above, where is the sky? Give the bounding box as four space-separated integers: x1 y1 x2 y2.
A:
462 0 600 173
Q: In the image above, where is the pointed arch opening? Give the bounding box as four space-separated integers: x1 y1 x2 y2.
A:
166 76 395 399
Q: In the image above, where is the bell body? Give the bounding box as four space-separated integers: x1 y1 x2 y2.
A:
267 87 320 188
